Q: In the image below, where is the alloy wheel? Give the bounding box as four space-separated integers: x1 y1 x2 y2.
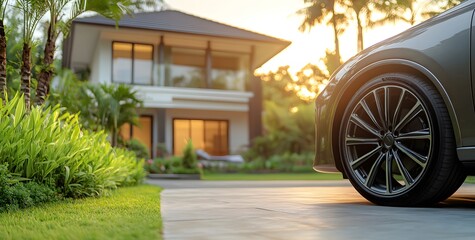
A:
343 85 433 196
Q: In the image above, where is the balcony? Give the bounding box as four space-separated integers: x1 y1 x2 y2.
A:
132 85 253 112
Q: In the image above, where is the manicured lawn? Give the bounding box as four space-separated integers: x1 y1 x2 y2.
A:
0 185 162 240
465 176 475 183
202 172 343 181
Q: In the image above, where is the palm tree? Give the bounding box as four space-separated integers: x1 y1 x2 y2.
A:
345 0 374 52
0 0 8 96
17 0 46 108
85 84 142 147
35 0 125 106
35 0 163 106
297 0 346 63
423 0 464 18
372 0 446 26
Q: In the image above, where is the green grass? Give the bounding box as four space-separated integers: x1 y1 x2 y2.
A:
202 172 343 181
465 176 475 184
0 185 162 240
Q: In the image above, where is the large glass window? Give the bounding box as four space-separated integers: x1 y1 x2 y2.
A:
112 42 153 85
164 47 206 88
120 116 153 158
134 44 153 85
211 52 250 91
173 119 228 156
112 42 133 84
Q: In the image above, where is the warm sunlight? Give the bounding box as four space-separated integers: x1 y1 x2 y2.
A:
165 0 412 75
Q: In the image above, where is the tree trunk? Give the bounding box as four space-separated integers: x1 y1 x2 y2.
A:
111 128 117 147
356 13 364 52
331 8 341 63
36 24 57 106
0 20 6 98
21 43 31 109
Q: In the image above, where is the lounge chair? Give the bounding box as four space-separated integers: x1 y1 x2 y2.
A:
195 149 244 168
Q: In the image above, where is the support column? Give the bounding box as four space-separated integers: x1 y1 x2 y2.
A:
158 36 165 86
205 41 212 88
157 108 166 144
249 46 263 143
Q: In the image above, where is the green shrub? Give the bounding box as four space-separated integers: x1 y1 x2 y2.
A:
145 148 202 175
0 163 59 212
146 156 201 174
0 94 145 199
182 141 197 169
126 139 150 160
203 152 314 174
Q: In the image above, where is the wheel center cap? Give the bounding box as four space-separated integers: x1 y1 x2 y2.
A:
383 133 395 148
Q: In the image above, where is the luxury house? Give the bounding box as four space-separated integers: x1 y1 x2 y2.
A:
63 10 290 157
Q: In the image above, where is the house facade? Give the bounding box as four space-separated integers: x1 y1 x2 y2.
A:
63 10 290 157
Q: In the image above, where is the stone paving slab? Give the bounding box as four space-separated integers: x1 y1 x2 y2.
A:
148 179 475 240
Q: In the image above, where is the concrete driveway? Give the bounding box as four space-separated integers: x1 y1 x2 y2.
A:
147 179 475 240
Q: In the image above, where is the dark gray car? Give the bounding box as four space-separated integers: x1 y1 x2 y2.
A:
314 0 475 206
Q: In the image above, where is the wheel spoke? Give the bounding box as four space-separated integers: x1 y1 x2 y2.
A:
372 91 386 130
393 150 414 186
360 100 383 130
365 153 385 188
396 128 431 140
394 101 422 132
346 137 380 146
385 152 393 194
392 89 406 129
350 114 381 137
351 146 382 169
384 87 389 129
395 142 427 167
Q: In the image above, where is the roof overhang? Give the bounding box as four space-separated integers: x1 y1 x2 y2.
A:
63 12 290 71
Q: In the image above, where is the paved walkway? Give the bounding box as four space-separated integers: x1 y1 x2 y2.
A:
147 179 475 240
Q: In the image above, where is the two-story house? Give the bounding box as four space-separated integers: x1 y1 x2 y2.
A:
63 10 290 157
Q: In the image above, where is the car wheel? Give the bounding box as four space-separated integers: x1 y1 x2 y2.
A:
340 73 466 206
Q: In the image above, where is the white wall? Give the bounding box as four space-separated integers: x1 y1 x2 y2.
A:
90 39 112 84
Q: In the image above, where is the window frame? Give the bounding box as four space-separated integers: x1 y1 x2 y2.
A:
159 41 251 91
112 41 154 86
172 118 230 156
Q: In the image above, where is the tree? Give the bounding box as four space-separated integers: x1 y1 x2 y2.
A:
35 0 159 105
0 0 7 96
423 0 465 18
379 0 419 25
345 0 374 51
372 0 464 27
297 0 346 63
80 84 142 147
17 0 46 108
35 0 163 106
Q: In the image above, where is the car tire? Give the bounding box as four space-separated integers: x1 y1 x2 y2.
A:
339 73 466 206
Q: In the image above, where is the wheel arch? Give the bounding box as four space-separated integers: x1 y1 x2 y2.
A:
332 59 461 172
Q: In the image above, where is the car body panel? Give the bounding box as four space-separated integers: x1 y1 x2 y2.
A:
314 0 475 173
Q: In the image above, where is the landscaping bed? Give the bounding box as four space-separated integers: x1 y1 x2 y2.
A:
202 172 343 181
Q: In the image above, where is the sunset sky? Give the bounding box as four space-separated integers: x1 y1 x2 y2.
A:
165 0 412 74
